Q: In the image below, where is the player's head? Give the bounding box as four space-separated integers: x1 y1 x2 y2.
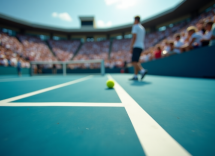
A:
134 16 140 24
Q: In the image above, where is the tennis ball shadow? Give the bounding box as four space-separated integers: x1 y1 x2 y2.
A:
105 88 114 90
130 81 151 86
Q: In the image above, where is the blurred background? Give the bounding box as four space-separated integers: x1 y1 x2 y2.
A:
0 0 215 77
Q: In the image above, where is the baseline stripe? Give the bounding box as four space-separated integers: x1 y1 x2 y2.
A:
0 102 124 107
0 75 93 103
108 74 191 156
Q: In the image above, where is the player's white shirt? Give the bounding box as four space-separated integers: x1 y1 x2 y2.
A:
131 23 145 49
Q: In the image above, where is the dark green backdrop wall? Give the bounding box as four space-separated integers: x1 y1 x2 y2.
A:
128 46 215 78
0 66 30 76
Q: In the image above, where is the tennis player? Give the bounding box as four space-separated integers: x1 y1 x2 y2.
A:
130 16 147 81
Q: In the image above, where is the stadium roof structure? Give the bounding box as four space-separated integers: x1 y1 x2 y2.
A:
0 0 214 36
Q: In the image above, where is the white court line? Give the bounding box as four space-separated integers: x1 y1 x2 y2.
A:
0 74 191 156
0 75 93 103
0 102 124 107
108 74 191 156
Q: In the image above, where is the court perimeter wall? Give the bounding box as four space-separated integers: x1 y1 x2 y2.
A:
0 66 30 76
128 45 215 78
0 67 121 76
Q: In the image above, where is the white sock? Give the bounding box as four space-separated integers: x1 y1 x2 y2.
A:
140 69 145 74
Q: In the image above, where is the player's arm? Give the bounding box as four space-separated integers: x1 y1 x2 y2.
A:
130 33 137 53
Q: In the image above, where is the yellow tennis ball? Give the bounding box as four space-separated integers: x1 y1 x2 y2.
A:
106 80 115 88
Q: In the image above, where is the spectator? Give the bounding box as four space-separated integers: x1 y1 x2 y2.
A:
163 41 171 53
201 21 214 46
154 46 162 59
174 34 184 54
10 53 17 66
0 54 8 66
163 42 175 57
210 16 215 46
196 20 205 35
182 26 202 51
180 32 187 43
169 42 175 53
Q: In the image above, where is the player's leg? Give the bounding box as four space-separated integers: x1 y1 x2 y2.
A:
138 62 147 80
130 48 140 80
130 62 138 80
134 62 139 75
138 63 143 71
136 49 147 80
130 48 138 80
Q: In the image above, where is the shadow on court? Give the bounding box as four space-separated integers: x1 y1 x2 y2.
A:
105 88 114 90
130 81 151 86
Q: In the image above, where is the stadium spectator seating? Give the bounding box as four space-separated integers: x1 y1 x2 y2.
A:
140 7 215 63
110 39 131 68
48 40 80 61
18 35 57 62
73 40 110 69
0 5 214 70
0 33 30 68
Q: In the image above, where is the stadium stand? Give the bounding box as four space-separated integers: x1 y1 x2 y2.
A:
72 40 110 69
48 40 81 61
139 6 215 63
17 35 57 62
0 3 214 71
0 33 30 68
110 39 131 68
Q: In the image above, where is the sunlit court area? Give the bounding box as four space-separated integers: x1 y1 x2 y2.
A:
0 0 215 156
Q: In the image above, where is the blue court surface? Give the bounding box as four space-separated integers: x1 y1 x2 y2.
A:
0 74 215 156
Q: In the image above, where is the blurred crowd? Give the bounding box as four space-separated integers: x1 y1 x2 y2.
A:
110 39 131 68
1 6 215 70
139 7 215 63
0 33 30 68
72 40 110 69
48 40 80 61
18 35 57 62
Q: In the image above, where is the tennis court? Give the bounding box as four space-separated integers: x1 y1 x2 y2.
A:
0 74 215 156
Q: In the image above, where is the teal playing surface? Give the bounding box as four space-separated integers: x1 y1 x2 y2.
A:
0 74 215 156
